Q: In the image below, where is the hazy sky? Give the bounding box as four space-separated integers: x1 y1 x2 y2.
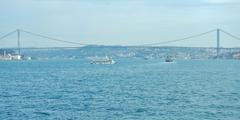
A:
0 0 240 47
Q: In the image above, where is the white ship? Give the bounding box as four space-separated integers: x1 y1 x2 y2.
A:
90 56 116 64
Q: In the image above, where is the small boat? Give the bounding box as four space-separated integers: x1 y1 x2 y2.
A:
90 56 116 64
165 56 174 62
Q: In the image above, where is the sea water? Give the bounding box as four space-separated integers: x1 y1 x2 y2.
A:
0 59 240 120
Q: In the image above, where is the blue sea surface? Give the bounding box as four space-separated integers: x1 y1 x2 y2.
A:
0 59 240 120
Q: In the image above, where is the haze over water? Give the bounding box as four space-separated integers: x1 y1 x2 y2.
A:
0 59 239 119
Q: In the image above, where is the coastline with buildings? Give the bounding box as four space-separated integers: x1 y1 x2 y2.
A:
0 50 21 60
1 46 240 61
0 50 31 60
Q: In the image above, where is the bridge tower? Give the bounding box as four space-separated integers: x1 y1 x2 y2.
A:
216 28 220 59
17 29 21 55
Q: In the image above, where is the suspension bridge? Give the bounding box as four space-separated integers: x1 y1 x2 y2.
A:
0 28 240 59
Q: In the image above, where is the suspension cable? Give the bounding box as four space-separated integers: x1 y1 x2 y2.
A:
0 30 17 41
20 29 92 46
137 29 217 46
219 29 240 41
